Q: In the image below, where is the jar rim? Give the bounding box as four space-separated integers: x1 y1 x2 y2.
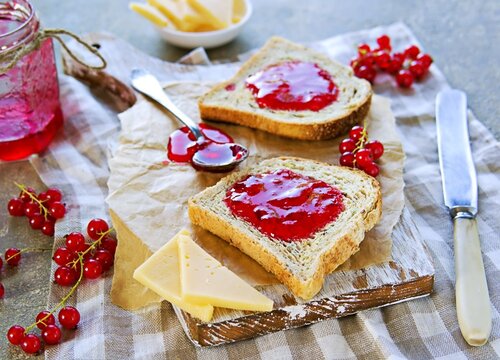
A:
0 0 38 55
0 0 35 38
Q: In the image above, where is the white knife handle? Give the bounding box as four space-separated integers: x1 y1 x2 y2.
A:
454 215 491 346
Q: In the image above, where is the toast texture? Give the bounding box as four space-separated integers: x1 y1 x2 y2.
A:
188 157 382 299
198 37 372 140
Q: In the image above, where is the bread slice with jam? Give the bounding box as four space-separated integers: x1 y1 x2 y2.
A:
188 157 382 300
198 37 372 140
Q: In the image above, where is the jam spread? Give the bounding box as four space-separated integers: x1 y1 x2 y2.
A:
224 169 345 242
167 123 233 163
245 61 338 112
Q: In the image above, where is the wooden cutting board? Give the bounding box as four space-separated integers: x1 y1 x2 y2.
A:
62 33 434 347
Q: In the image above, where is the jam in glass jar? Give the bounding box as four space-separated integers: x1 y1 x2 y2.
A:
0 0 63 161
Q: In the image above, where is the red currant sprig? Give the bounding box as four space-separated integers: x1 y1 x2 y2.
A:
6 218 116 355
7 183 66 236
350 34 433 88
339 125 384 177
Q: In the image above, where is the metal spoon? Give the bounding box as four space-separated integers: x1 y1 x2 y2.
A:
130 68 248 172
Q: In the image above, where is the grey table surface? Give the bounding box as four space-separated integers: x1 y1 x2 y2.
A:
1 0 498 358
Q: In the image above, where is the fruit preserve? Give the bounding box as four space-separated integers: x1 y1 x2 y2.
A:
0 0 62 161
245 61 338 112
224 169 345 242
167 123 234 163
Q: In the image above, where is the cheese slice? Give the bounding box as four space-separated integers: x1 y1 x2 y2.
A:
232 0 245 23
187 0 233 29
147 0 207 31
133 230 214 322
178 234 274 312
129 2 173 28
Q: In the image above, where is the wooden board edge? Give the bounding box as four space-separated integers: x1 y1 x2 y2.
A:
180 274 434 347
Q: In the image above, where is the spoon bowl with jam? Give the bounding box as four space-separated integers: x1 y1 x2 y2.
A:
130 69 248 172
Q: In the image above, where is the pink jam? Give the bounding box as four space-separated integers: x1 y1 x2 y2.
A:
245 61 338 111
224 169 345 242
0 1 63 161
167 123 240 171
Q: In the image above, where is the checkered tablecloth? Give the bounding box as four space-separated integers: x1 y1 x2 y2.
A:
30 23 499 359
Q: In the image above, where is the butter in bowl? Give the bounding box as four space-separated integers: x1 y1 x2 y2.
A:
129 0 252 48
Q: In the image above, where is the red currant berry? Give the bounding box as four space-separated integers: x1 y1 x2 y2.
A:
36 311 56 330
5 248 21 266
376 34 391 50
339 138 357 153
29 214 45 230
349 126 365 142
42 220 55 236
355 148 374 168
58 306 80 329
45 188 63 203
363 162 380 177
404 45 420 59
0 283 4 298
83 258 103 279
7 325 25 345
374 50 391 69
38 191 49 203
49 201 66 219
54 266 78 286
365 140 385 160
339 152 355 167
87 218 109 240
7 198 25 216
354 64 376 83
94 249 113 271
357 43 370 55
66 232 87 252
23 202 40 218
53 247 77 266
409 60 425 79
41 324 61 345
100 237 117 256
416 53 433 69
19 187 36 202
396 69 414 88
21 333 41 354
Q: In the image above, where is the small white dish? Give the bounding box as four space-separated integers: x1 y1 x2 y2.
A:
155 0 252 49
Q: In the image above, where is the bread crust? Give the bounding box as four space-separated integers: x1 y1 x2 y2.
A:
198 37 373 141
188 157 382 300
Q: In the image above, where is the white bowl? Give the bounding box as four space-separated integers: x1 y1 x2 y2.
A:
155 0 252 49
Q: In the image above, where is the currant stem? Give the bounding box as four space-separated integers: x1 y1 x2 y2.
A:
67 227 114 269
24 255 85 334
5 247 52 262
14 182 50 220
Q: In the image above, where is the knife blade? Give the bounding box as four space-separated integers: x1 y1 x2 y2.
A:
436 89 491 346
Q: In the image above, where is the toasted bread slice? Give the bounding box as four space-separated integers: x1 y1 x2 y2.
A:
198 37 372 140
188 157 382 299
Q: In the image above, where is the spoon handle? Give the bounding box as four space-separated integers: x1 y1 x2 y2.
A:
130 69 204 140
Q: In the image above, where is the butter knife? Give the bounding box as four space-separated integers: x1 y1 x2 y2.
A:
436 89 491 346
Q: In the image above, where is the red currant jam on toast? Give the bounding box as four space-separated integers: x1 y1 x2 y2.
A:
245 61 339 111
167 123 234 163
224 169 345 241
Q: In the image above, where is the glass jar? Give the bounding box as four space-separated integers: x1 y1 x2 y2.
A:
0 0 62 161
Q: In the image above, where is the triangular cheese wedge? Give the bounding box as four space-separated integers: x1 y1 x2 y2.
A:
187 0 233 29
178 234 274 312
133 230 214 322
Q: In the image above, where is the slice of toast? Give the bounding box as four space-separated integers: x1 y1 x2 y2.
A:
198 37 372 140
188 157 382 299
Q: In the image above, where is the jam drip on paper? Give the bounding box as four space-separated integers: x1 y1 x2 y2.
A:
245 61 339 111
224 169 345 242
